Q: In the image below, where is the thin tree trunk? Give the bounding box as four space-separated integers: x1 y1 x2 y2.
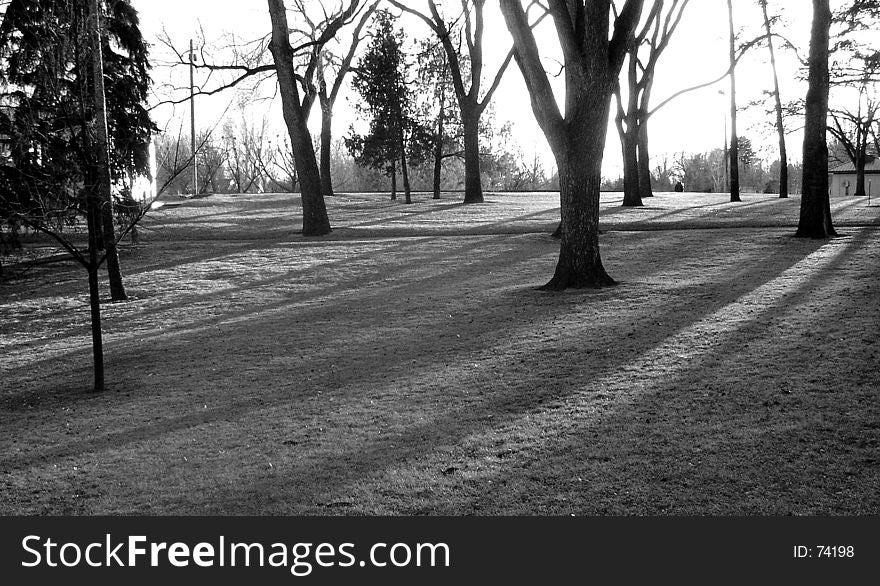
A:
433 111 444 200
726 0 741 202
636 77 655 199
267 0 331 236
796 0 835 238
396 106 412 204
619 51 643 206
761 0 788 198
615 83 642 207
621 122 641 206
89 0 126 301
636 121 653 199
855 150 867 196
390 161 397 200
401 145 412 204
86 195 105 393
320 99 334 197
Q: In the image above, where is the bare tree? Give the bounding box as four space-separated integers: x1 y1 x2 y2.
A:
759 0 789 198
725 0 741 202
501 0 645 290
157 1 370 235
389 0 547 204
829 82 879 197
307 2 378 196
614 0 690 206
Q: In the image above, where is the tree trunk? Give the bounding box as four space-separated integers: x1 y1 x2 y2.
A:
267 0 331 236
543 78 616 289
433 117 443 200
89 0 126 301
637 120 654 199
500 0 644 290
461 106 484 204
726 0 741 202
86 194 105 393
401 144 412 204
796 0 835 238
390 161 397 201
854 150 867 196
544 140 615 290
320 100 334 197
620 121 642 206
761 0 788 199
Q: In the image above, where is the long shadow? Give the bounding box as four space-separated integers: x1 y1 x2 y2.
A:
0 228 788 388
2 226 707 383
0 233 532 383
339 201 469 229
0 230 831 513
190 234 837 513
613 197 789 228
438 227 880 514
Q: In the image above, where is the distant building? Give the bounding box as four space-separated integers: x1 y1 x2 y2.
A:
828 157 880 197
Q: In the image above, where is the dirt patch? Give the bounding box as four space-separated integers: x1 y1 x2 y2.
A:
1 192 878 514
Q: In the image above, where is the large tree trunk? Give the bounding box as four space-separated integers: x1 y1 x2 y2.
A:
89 0 126 301
320 100 334 197
726 0 741 202
796 0 835 238
543 79 616 290
267 0 331 236
544 137 615 290
461 105 484 204
501 0 644 290
761 0 788 199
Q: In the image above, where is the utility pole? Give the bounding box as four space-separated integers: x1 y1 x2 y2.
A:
190 39 198 196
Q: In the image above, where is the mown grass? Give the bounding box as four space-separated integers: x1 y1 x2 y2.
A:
1 191 878 514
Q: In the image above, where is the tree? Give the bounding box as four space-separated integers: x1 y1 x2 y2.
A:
828 55 880 197
796 0 835 238
758 0 789 198
614 0 690 206
266 0 334 235
725 0 741 202
160 2 370 233
415 37 464 199
501 0 645 290
0 0 156 391
348 10 425 204
0 0 155 301
306 2 378 196
389 0 545 204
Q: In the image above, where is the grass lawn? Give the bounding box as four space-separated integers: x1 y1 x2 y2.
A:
1 190 879 514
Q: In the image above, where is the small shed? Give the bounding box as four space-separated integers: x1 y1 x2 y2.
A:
829 157 880 197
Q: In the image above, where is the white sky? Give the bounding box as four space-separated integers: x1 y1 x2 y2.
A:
135 0 821 178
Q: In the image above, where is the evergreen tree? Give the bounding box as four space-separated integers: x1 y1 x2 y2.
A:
0 0 156 300
347 10 424 204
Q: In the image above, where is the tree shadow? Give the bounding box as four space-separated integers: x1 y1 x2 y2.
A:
1 228 835 513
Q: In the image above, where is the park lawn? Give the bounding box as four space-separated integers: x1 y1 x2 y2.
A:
1 191 879 514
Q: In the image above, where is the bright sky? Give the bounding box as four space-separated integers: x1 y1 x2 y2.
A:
135 0 819 178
